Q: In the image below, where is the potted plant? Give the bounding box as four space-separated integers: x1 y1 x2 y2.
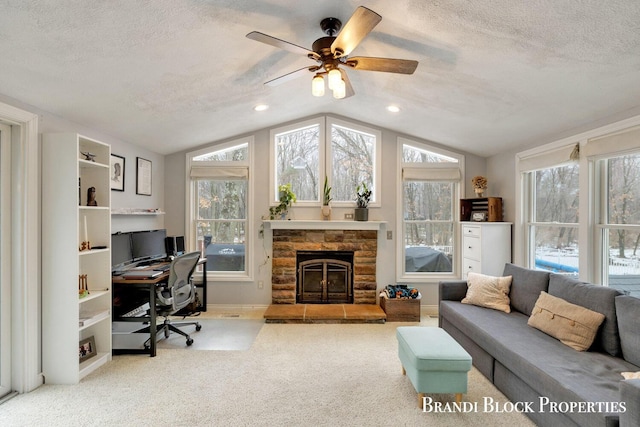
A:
322 176 332 220
270 183 297 219
354 181 372 221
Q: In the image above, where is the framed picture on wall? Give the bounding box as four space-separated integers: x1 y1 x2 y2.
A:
110 154 125 191
136 157 152 196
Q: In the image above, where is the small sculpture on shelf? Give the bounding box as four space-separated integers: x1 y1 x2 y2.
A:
472 176 488 197
81 151 96 162
78 274 89 298
86 186 97 206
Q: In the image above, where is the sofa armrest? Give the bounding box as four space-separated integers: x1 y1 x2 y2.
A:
439 280 468 303
620 379 640 427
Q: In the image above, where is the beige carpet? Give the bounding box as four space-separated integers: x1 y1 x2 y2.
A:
0 320 536 427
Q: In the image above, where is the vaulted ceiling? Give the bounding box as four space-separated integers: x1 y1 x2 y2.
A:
1 1 640 156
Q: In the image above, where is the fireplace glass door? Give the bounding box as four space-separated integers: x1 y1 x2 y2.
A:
297 259 352 303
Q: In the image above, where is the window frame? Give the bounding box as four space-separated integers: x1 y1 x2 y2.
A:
269 115 382 208
186 137 254 282
326 116 382 207
593 149 640 286
396 137 464 281
521 157 580 274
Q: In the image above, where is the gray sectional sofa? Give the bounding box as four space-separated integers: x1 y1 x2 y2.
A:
439 263 640 427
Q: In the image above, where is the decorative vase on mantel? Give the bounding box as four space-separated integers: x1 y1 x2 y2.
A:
321 205 332 220
354 207 368 221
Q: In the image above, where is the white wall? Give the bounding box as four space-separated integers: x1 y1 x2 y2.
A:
0 94 165 234
164 113 486 309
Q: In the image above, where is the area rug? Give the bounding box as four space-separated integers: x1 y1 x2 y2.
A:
156 318 265 351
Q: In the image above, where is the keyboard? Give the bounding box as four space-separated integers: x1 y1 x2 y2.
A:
121 302 150 318
156 264 171 272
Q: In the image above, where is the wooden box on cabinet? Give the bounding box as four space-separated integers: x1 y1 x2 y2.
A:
460 197 503 222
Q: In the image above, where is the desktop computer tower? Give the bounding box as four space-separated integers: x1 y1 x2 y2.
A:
165 236 185 256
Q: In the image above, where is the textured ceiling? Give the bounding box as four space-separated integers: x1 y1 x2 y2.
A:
1 0 640 156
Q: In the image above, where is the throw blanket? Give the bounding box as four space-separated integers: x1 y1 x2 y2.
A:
382 284 420 299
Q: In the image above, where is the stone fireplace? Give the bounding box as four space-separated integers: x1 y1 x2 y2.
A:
271 227 378 304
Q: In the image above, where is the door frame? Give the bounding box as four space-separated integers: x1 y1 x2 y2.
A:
0 101 41 394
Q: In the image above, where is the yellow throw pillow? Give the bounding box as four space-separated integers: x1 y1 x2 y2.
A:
528 291 605 351
621 372 640 380
461 272 512 313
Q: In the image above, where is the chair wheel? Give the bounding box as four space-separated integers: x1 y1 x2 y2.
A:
195 324 202 331
186 338 194 346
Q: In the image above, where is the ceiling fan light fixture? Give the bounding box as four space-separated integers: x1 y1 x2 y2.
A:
332 78 346 99
312 74 325 97
327 69 342 90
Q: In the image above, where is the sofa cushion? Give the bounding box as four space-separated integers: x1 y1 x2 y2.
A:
528 291 605 351
503 263 550 315
461 272 512 313
548 274 622 356
616 295 640 366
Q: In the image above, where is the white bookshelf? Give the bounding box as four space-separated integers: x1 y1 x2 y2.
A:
42 133 112 384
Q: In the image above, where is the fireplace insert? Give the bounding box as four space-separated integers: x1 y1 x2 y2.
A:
296 251 354 304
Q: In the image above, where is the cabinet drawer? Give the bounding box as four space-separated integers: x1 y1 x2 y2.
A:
463 236 481 260
462 225 481 238
462 258 481 276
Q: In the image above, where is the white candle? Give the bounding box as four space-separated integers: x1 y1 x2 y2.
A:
83 216 88 242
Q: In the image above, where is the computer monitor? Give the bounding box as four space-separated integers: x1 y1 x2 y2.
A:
131 229 167 261
111 232 133 269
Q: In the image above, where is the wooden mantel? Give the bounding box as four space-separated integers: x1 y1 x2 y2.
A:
263 220 387 231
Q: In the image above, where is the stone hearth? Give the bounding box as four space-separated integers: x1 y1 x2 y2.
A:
271 229 378 304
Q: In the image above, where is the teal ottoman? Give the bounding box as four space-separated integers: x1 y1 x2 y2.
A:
396 326 472 406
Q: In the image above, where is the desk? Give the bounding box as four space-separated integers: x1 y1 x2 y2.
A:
112 258 207 357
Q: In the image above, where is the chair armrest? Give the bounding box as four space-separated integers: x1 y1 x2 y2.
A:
439 280 468 303
620 379 640 427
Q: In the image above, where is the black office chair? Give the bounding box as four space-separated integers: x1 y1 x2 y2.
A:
148 251 203 346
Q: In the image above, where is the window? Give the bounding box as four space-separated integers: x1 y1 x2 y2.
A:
270 116 380 206
272 119 322 203
525 163 579 276
187 139 252 280
398 139 463 279
596 152 640 293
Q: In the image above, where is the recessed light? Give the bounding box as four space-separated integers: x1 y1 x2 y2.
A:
254 104 269 112
386 105 400 113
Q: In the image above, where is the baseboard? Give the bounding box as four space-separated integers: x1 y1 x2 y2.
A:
205 304 270 311
420 304 439 316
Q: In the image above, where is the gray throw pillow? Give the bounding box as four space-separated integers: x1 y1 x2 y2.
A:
548 274 622 356
615 295 640 367
503 263 550 316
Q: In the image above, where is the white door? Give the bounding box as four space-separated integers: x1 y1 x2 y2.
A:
0 123 12 398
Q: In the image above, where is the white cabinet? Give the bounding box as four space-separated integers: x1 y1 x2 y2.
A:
42 133 112 384
461 222 512 278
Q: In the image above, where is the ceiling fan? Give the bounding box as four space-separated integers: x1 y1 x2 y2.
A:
246 6 418 99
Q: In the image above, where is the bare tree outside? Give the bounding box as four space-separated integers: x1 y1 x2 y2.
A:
193 144 248 272
532 164 579 274
275 124 320 201
402 144 458 273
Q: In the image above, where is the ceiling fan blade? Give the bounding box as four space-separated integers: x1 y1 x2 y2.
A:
346 57 418 74
331 6 381 58
340 69 355 98
264 66 313 87
247 31 320 60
